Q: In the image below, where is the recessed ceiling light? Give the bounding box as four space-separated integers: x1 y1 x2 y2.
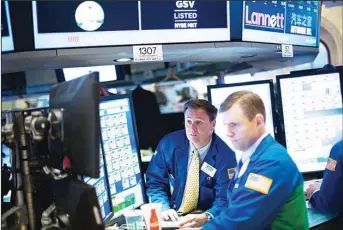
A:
114 58 132 62
241 54 256 58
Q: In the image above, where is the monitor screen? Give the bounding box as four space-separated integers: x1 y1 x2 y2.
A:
1 144 12 202
208 80 276 161
1 1 14 52
83 145 112 220
63 65 117 82
242 1 320 47
32 1 230 49
99 95 145 220
277 72 343 173
142 77 217 114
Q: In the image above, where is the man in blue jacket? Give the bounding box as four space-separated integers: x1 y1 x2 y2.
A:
180 91 308 229
146 99 237 224
306 140 343 228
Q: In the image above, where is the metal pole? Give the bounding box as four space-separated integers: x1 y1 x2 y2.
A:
14 111 35 230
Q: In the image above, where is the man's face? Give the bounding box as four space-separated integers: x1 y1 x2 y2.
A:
222 103 260 152
185 108 216 149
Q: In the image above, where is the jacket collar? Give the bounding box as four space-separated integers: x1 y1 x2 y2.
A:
249 134 275 163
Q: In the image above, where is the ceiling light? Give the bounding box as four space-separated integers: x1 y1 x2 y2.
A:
114 58 132 62
240 54 256 58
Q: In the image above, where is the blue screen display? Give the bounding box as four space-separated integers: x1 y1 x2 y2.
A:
242 1 320 47
99 97 145 219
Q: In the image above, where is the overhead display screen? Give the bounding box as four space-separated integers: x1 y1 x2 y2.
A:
1 1 14 52
242 1 320 47
32 1 230 49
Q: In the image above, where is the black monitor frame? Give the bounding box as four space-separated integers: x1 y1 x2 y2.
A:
48 72 100 178
99 93 147 225
207 79 279 141
276 70 343 174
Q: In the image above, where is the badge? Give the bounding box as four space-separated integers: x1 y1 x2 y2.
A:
245 173 273 195
201 162 217 177
227 167 236 180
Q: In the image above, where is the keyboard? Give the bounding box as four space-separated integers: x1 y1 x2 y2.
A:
304 178 323 192
160 217 184 229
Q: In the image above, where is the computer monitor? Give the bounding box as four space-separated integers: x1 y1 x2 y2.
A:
1 1 14 52
49 72 100 178
276 71 343 173
83 145 113 221
63 65 117 83
1 144 12 203
99 94 146 223
208 80 277 161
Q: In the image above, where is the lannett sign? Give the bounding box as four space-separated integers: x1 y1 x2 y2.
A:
245 5 285 30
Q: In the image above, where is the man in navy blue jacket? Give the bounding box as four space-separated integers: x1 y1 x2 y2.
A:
146 99 236 225
306 140 343 229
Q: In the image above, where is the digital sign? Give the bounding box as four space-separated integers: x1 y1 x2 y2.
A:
242 1 320 47
32 1 230 49
1 1 14 52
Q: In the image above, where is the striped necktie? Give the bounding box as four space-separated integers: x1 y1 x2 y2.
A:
178 149 200 214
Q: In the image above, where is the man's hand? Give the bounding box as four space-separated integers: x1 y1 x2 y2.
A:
161 209 179 221
305 183 321 200
179 213 207 228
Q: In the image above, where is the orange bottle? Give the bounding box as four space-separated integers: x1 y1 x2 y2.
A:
149 208 160 230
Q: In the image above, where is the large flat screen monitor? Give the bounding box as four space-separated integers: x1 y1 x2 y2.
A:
242 1 320 47
99 94 146 221
277 72 343 173
142 76 217 114
1 1 14 52
208 80 277 161
83 145 113 221
32 1 230 49
63 65 117 83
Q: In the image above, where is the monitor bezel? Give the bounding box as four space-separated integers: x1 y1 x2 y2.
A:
99 93 148 218
207 79 278 139
276 70 343 174
82 138 114 222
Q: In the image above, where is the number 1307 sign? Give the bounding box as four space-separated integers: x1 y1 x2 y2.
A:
133 45 163 62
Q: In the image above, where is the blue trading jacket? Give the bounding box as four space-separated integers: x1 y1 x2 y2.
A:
145 130 237 216
310 140 343 225
202 134 306 230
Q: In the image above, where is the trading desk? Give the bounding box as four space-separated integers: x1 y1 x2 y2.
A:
308 208 338 229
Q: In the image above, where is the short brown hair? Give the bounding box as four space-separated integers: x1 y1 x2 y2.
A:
219 91 266 122
184 99 218 121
